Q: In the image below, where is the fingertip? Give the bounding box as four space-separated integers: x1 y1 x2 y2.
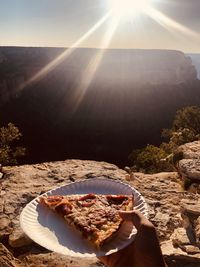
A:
119 210 138 220
119 209 142 217
119 210 147 229
119 210 155 234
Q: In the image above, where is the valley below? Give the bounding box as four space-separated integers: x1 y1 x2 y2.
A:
0 47 200 167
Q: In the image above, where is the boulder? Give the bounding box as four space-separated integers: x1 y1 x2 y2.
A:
8 228 32 248
171 228 192 247
179 159 200 181
181 202 200 218
161 240 200 266
177 141 200 183
178 141 200 159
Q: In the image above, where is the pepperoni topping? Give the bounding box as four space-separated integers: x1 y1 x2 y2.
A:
81 200 95 207
55 203 72 215
106 195 128 205
78 194 96 201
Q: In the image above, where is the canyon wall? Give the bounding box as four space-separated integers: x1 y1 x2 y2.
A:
0 47 200 166
0 47 198 104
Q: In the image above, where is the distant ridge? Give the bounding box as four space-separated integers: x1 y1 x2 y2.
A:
0 46 197 88
188 53 200 79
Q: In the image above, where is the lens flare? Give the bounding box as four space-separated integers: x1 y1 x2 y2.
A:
108 0 153 19
17 11 111 92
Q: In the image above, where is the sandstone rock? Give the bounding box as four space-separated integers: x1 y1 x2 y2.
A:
154 211 170 225
129 171 200 266
181 202 200 218
182 212 193 229
184 245 200 254
195 216 200 246
161 240 187 257
179 159 200 181
181 201 200 247
161 240 200 266
178 141 200 159
0 243 22 267
0 216 10 230
171 228 193 247
0 215 12 237
19 253 102 267
1 160 126 267
1 160 200 266
177 141 200 183
188 183 200 194
9 228 32 248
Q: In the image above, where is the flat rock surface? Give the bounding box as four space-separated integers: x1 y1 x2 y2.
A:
1 160 200 267
0 160 125 267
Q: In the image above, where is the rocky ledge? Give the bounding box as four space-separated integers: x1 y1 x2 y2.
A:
178 141 200 193
1 142 200 266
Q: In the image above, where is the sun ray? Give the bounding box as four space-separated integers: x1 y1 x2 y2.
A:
15 1 200 101
144 6 200 41
17 11 112 92
71 17 119 113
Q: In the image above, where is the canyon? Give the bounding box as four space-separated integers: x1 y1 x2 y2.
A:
0 47 200 166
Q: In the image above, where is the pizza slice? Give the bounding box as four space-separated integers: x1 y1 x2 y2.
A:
39 193 133 247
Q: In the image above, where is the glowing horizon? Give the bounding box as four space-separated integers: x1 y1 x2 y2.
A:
12 0 199 95
0 0 199 53
17 11 112 92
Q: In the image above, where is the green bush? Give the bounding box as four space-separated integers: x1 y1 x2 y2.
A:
0 123 25 165
129 106 200 173
129 144 172 173
173 106 200 134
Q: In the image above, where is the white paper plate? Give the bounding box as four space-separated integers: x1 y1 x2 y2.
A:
20 178 148 257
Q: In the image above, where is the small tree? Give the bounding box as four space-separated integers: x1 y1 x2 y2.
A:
173 106 200 134
161 128 198 153
129 106 200 173
161 106 200 153
0 123 25 165
129 145 171 173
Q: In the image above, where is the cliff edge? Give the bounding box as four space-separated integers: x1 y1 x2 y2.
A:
1 142 200 266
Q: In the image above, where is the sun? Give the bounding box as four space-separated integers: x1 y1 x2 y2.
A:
108 0 153 20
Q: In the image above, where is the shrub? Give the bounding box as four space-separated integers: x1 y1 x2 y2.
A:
129 106 200 173
173 106 200 134
129 144 172 173
0 123 25 165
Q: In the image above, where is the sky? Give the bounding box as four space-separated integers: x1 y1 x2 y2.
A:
0 0 200 52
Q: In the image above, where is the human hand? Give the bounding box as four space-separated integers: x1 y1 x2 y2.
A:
98 210 167 267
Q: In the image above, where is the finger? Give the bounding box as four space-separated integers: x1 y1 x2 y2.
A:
119 210 142 229
119 210 152 230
